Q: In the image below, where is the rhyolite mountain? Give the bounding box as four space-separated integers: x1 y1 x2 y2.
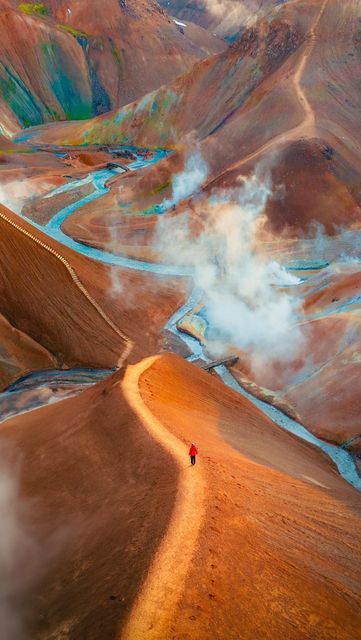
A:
30 0 361 234
0 0 222 134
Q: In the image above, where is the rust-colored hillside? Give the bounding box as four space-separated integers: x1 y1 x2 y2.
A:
0 0 216 133
1 2 361 639
0 205 185 378
1 354 360 639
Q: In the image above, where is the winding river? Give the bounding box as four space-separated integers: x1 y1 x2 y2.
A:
22 147 192 276
5 144 361 491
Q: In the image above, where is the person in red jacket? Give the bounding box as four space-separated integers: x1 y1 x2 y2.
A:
189 443 198 466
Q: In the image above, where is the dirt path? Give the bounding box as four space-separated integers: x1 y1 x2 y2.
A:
206 0 329 187
120 356 206 640
119 353 361 640
293 0 329 130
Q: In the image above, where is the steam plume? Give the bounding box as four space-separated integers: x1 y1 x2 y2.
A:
0 448 66 640
107 225 123 299
162 150 208 209
0 180 52 214
156 159 304 372
200 0 266 33
0 451 41 640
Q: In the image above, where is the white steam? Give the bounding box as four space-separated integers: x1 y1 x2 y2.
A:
156 162 304 371
0 180 53 214
0 451 42 640
108 226 123 299
297 223 361 265
200 0 266 33
204 0 252 19
162 150 208 209
0 448 69 640
106 192 123 298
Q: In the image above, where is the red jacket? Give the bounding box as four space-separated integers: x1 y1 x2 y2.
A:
189 444 198 456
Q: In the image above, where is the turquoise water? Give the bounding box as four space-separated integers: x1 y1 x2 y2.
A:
16 147 191 276
217 366 361 491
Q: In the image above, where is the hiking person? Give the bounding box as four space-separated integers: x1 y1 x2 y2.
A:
189 443 198 466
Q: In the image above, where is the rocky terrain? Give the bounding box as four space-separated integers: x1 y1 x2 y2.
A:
0 1 360 639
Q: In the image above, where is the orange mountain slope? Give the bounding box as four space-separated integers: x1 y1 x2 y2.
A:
221 264 361 452
0 204 186 376
0 310 56 388
2 353 360 639
123 354 361 640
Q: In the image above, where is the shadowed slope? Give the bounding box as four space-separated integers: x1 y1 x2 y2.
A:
0 204 130 368
0 204 187 370
0 311 56 389
0 367 178 639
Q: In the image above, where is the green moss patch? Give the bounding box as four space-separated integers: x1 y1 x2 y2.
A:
19 3 48 16
111 46 122 66
57 24 89 39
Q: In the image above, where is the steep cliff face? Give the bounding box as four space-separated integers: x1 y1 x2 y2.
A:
0 0 212 134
